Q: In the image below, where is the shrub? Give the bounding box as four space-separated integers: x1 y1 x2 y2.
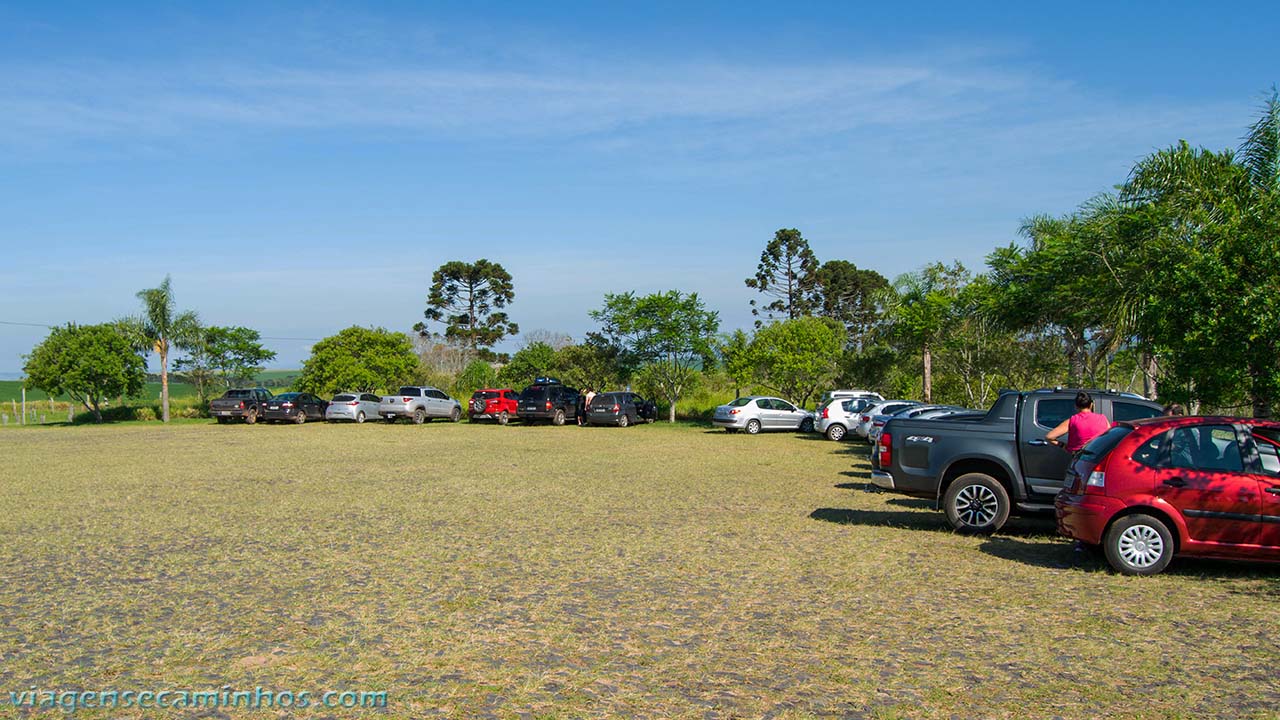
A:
72 406 137 424
134 407 158 421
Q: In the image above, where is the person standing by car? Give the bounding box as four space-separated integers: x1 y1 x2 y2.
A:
577 387 594 426
1045 390 1111 453
1162 402 1186 416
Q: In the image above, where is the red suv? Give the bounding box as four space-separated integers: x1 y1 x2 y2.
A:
469 388 519 424
1056 416 1280 575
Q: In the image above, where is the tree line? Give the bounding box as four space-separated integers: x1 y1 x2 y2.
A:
22 89 1280 421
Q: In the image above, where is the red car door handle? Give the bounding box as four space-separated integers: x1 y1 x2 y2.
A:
1163 478 1187 488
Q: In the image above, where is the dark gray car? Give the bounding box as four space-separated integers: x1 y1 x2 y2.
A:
586 392 657 427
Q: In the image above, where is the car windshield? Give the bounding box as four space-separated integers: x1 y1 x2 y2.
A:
728 397 753 408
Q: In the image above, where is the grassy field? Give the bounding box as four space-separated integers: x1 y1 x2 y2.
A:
2 422 1277 718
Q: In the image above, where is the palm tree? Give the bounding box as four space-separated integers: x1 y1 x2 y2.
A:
1123 88 1280 416
130 276 198 423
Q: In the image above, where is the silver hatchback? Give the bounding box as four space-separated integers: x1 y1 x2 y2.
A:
712 396 811 434
326 392 382 423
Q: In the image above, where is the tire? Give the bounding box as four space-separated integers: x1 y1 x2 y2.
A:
294 410 306 424
826 424 846 441
498 411 509 425
245 409 257 425
356 411 366 424
619 414 630 428
450 407 461 423
552 409 566 426
943 473 1010 534
745 419 761 435
1104 514 1175 575
799 417 814 433
413 408 426 424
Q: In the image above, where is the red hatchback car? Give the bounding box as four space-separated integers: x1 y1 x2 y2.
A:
469 388 520 424
1056 416 1280 575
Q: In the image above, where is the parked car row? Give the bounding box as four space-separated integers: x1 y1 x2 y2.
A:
859 387 1280 575
209 378 660 428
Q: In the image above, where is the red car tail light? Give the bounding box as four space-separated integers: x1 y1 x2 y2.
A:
861 415 870 423
878 433 892 467
729 408 741 415
282 402 293 408
545 401 552 410
348 401 359 406
239 401 245 409
402 397 412 403
611 403 620 412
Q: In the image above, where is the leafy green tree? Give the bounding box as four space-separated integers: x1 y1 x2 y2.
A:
745 228 819 326
453 359 499 401
1116 91 1280 416
23 324 146 423
591 290 720 422
121 276 198 422
296 326 418 396
718 330 755 398
553 342 622 392
414 259 519 351
814 260 890 350
884 262 967 403
176 325 277 400
497 341 558 387
748 316 844 408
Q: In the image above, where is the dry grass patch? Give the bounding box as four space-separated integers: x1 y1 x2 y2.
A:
1 422 1277 718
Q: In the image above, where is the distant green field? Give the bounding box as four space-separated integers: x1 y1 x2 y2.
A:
0 370 301 403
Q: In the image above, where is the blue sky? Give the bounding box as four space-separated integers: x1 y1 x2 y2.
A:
1 1 1275 373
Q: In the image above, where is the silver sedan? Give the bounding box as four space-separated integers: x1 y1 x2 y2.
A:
712 396 812 434
325 392 383 423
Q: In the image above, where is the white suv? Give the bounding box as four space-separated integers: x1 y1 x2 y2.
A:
817 396 881 441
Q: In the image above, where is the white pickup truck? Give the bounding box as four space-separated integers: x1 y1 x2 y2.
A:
378 386 462 424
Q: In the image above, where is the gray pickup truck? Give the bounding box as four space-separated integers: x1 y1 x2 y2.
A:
210 387 274 424
378 386 462 424
869 388 1163 532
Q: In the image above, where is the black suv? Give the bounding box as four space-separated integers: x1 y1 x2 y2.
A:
516 378 581 426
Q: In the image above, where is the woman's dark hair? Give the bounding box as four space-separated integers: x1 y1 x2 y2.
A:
1162 403 1186 416
1075 391 1093 410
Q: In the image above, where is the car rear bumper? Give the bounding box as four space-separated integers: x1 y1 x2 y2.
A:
379 404 415 417
871 470 895 490
712 416 746 428
1055 492 1126 544
211 407 250 418
262 409 302 421
326 407 358 420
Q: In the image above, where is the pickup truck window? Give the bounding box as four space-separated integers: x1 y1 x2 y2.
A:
226 389 252 399
1113 401 1162 422
1034 399 1075 429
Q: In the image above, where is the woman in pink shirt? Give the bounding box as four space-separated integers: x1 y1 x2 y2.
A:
1045 390 1111 453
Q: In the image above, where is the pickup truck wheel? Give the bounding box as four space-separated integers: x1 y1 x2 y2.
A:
618 414 630 428
450 407 461 422
826 424 846 441
356 411 366 424
498 410 509 425
413 408 426 424
245 409 257 425
943 473 1010 534
1104 514 1174 575
745 419 761 435
799 417 814 433
553 409 566 426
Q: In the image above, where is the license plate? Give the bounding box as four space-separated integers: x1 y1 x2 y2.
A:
218 411 230 416
268 405 279 410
